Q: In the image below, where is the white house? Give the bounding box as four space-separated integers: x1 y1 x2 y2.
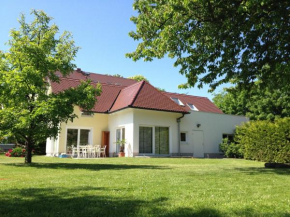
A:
46 69 248 157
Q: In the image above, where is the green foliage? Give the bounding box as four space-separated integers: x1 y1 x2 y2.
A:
127 0 290 92
0 10 101 163
213 83 290 121
105 74 124 78
128 75 165 91
235 118 290 163
128 74 149 82
10 147 26 157
219 138 243 158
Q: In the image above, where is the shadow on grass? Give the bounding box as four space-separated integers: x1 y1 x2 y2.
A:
234 167 290 176
1 187 289 217
4 162 168 171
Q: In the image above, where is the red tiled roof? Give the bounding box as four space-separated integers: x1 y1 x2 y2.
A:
110 82 144 112
110 81 187 113
164 92 223 114
51 70 222 114
56 70 137 87
51 77 122 113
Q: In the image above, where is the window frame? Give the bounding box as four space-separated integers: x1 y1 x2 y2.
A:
171 97 185 106
116 127 125 154
187 103 199 111
65 127 93 153
180 132 188 143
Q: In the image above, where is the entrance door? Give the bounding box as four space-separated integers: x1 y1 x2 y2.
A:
155 127 169 155
101 131 110 157
192 131 204 157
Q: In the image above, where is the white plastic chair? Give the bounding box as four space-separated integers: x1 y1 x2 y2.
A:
94 145 101 158
100 145 106 158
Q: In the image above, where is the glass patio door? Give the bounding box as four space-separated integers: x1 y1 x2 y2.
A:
66 128 91 153
155 127 169 155
139 127 153 154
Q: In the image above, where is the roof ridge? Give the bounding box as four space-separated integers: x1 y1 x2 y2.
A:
81 71 138 82
120 80 144 91
129 81 145 106
59 76 127 88
164 91 209 99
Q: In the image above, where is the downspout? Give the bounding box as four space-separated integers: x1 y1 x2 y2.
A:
177 113 185 156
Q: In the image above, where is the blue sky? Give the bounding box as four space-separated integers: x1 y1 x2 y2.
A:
0 0 230 100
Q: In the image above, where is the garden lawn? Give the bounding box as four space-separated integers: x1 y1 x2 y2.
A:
0 155 290 217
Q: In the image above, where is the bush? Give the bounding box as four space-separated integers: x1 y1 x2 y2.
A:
219 138 244 158
5 147 27 157
235 118 290 163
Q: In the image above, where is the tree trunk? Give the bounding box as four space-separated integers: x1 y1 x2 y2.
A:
25 141 33 164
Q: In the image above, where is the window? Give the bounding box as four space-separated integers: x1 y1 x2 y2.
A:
222 134 234 143
187 103 198 111
81 111 94 117
171 97 184 106
180 132 187 142
66 128 92 153
116 127 125 153
139 127 153 154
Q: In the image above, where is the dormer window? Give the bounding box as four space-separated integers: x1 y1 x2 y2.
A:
81 111 94 117
187 103 198 111
171 97 184 106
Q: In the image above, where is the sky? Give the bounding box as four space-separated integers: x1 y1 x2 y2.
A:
0 0 230 100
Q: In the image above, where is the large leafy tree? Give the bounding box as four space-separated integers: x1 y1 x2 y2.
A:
213 84 290 121
0 10 101 163
127 0 290 91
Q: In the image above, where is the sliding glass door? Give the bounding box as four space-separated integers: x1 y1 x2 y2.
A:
155 127 169 155
139 127 153 154
66 128 92 153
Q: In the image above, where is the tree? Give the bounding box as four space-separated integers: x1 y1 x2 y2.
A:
0 10 101 163
106 74 123 78
213 83 290 121
128 74 149 82
127 0 290 92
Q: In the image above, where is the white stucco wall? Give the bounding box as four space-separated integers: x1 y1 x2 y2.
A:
108 108 134 157
132 109 181 156
180 111 248 157
46 106 108 156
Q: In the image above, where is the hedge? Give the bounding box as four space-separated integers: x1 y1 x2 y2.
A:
235 118 290 163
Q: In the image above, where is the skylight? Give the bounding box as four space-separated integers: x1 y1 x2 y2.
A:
171 97 184 106
187 103 199 111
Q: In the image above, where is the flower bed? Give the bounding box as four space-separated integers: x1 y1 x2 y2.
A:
5 147 27 157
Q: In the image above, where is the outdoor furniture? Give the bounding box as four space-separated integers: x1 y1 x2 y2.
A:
100 145 106 157
70 145 105 159
94 145 101 158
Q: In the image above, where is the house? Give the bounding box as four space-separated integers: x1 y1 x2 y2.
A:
46 69 248 157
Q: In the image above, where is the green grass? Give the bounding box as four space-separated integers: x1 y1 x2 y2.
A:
0 155 290 217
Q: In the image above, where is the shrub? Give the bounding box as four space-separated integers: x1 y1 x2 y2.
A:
5 147 26 157
219 138 244 158
235 118 290 163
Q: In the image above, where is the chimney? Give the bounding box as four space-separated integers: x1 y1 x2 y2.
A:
76 68 81 72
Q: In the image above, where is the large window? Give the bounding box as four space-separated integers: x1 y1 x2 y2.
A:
139 127 153 154
66 128 92 153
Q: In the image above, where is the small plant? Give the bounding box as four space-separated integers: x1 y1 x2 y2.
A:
5 147 33 157
115 139 126 153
